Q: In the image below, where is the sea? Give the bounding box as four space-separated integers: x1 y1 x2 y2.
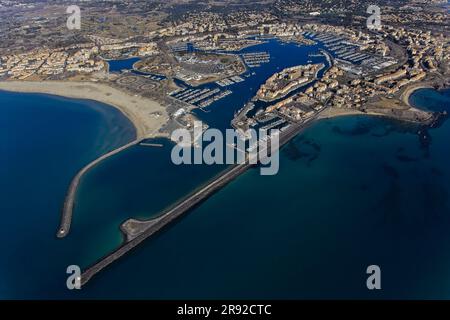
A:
1 38 450 299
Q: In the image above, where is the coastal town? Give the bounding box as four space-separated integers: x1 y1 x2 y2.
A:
0 1 448 138
0 0 449 291
256 63 324 102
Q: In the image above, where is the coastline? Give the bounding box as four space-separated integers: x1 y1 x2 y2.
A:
0 80 170 238
79 86 445 285
1 78 441 279
400 83 434 107
318 104 434 124
318 107 367 120
0 80 169 139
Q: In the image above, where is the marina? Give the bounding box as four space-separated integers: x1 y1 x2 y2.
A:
304 32 397 72
170 86 232 109
242 52 271 68
198 90 232 108
215 76 245 87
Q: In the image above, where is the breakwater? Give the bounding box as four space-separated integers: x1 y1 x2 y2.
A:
57 140 141 238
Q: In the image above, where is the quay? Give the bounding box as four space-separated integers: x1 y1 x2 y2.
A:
139 142 164 147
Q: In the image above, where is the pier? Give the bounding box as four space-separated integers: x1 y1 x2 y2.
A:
139 142 164 147
170 86 232 108
57 140 141 238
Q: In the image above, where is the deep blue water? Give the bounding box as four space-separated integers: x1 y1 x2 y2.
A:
107 57 166 80
107 57 140 72
0 90 135 298
1 37 450 298
76 88 450 299
0 88 227 298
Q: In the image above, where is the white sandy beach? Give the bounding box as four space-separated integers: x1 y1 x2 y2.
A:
400 83 434 107
0 80 169 139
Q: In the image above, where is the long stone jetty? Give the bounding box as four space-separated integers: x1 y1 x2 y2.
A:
81 161 252 285
57 139 141 238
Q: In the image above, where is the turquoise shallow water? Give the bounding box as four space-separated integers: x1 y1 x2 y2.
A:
1 37 450 298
